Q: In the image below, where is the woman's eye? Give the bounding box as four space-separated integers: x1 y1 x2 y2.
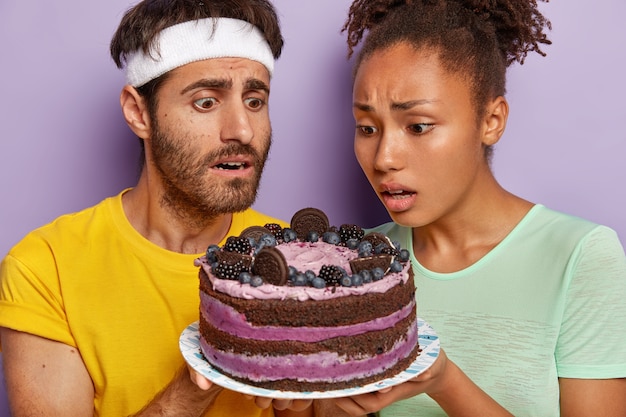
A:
194 97 217 110
409 123 434 134
357 125 377 135
245 97 265 110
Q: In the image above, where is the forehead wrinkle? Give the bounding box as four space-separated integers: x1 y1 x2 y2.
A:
390 99 437 111
353 99 436 113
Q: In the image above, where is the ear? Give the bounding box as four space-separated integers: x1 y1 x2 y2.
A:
481 96 508 147
120 85 151 140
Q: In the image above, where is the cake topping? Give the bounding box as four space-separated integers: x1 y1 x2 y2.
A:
349 254 393 274
204 208 410 290
290 207 330 241
240 225 273 243
223 236 253 255
252 247 289 286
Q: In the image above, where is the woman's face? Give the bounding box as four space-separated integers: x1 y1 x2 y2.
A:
352 43 493 228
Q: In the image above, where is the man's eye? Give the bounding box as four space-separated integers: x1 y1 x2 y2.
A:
409 123 434 134
245 97 265 110
194 97 217 110
357 125 377 135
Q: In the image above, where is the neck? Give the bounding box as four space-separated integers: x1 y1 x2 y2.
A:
412 177 533 273
122 176 233 254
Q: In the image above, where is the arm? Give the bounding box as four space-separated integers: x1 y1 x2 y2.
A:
0 327 94 417
1 328 224 417
559 378 626 417
130 365 223 417
331 349 513 417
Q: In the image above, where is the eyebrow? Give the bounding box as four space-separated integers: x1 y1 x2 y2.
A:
180 78 269 95
353 99 436 112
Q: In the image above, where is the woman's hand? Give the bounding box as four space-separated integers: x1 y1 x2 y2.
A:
331 349 450 416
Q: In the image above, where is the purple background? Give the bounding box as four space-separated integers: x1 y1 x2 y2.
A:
1 0 624 413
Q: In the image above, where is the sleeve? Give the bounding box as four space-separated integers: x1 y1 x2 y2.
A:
555 226 626 378
0 236 74 349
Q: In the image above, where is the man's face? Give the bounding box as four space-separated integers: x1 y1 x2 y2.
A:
147 58 272 222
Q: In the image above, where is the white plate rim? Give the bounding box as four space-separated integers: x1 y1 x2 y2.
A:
179 317 440 399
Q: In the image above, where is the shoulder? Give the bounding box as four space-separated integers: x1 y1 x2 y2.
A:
7 194 121 259
522 205 620 248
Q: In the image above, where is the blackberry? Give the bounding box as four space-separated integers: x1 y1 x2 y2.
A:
223 236 252 254
318 265 345 286
213 259 248 280
263 223 283 241
375 242 398 256
339 224 365 243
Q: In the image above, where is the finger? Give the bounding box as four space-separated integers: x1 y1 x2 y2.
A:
254 396 274 409
187 369 213 390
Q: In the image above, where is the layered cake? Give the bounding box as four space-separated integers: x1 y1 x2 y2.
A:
195 208 419 391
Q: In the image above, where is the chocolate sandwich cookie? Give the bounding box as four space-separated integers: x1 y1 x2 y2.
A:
290 207 330 241
252 247 289 286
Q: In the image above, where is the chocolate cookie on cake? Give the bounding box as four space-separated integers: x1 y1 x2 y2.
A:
195 208 419 392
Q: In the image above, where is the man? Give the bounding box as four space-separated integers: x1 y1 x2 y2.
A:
0 1 308 415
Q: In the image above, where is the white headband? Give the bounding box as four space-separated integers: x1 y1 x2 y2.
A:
124 18 275 87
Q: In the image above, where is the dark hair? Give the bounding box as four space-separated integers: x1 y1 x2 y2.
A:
343 0 551 118
109 0 284 160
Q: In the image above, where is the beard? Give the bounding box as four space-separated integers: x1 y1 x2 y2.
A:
149 120 271 228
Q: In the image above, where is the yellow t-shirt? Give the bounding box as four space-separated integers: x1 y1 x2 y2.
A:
0 190 288 416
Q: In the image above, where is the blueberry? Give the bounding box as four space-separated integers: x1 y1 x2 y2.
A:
306 230 319 242
398 249 410 262
374 243 389 254
346 238 360 249
238 271 252 284
205 244 220 263
351 273 364 287
312 277 326 289
282 228 297 242
251 275 264 287
288 266 298 278
361 269 373 283
358 241 373 257
259 233 277 247
322 231 341 245
305 270 317 282
340 275 352 287
392 240 402 250
372 267 385 281
389 260 403 273
294 273 308 286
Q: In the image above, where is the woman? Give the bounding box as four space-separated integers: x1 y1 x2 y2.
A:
334 0 626 416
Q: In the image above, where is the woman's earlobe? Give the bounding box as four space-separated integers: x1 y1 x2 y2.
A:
483 96 509 146
120 85 151 139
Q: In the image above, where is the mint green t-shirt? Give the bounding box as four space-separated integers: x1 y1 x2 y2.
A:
372 205 626 417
